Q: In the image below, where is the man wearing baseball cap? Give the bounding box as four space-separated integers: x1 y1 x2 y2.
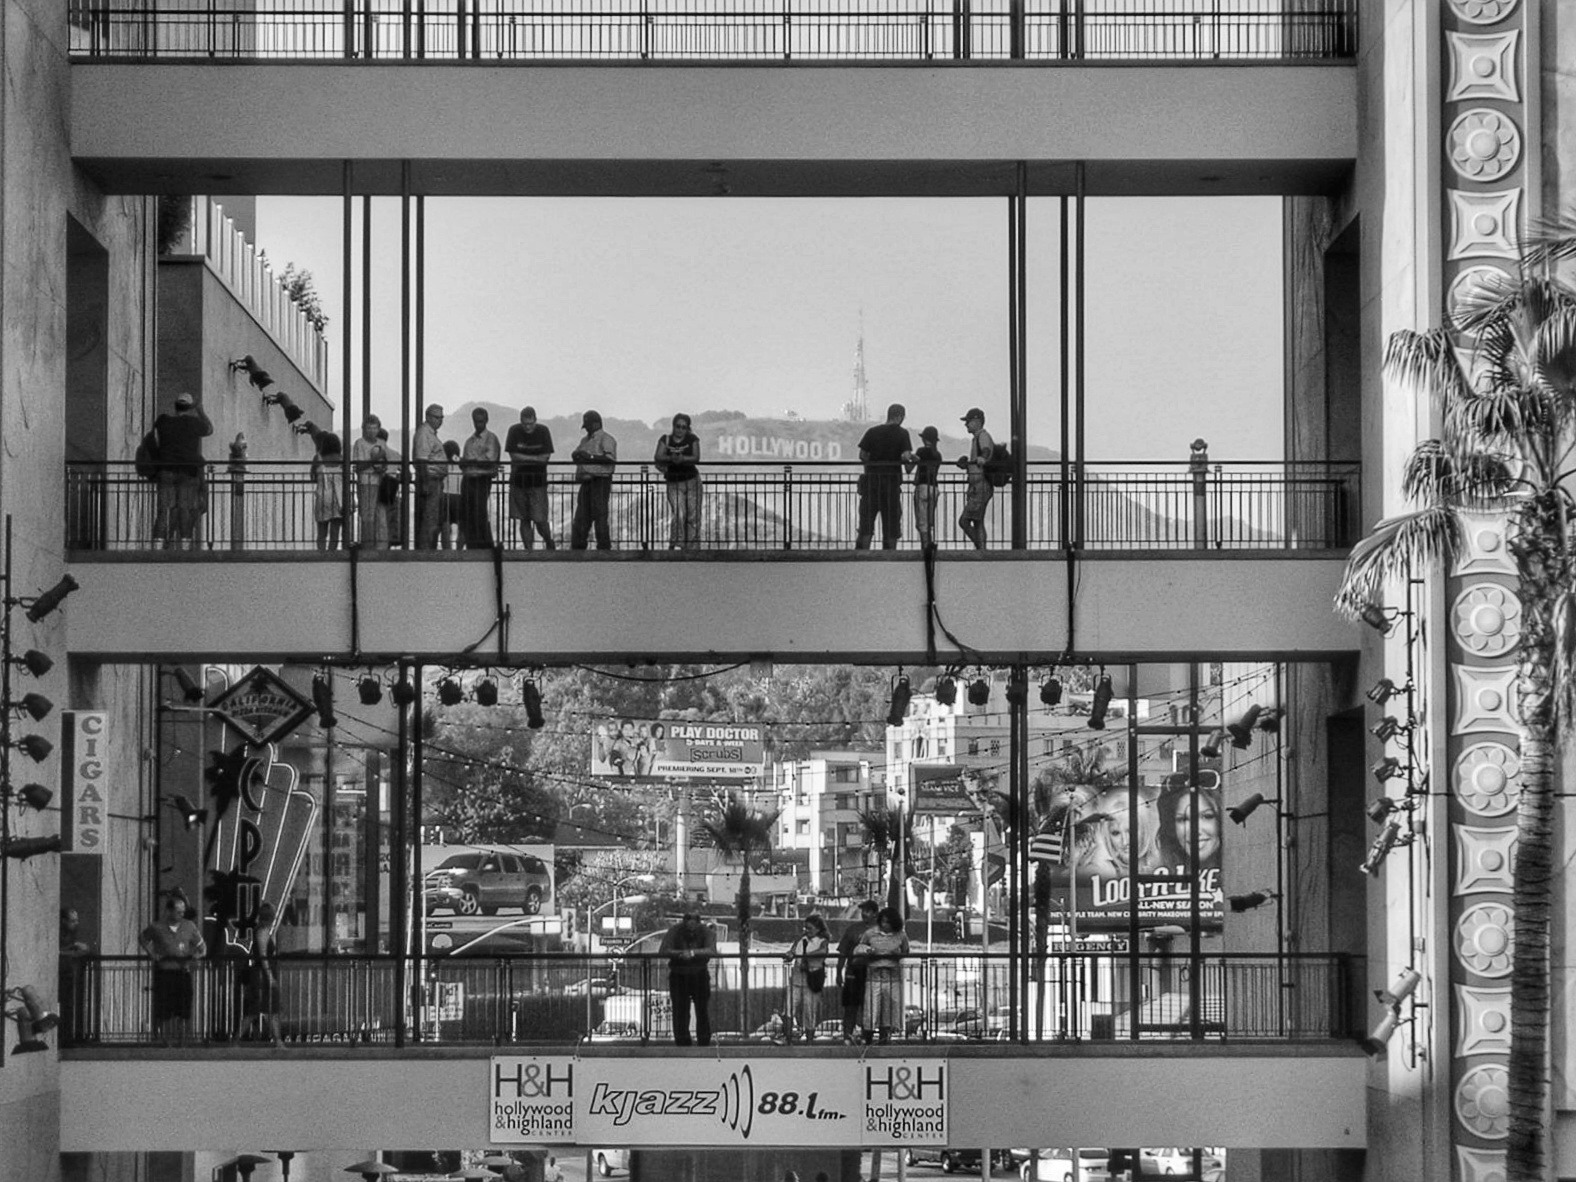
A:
570 410 618 549
151 391 213 549
911 425 944 549
957 407 995 550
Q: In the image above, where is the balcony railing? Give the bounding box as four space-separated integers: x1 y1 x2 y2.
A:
69 2 1358 63
64 459 1359 553
60 950 1355 1049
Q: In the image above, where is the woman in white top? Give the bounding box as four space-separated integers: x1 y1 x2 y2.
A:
783 913 830 1043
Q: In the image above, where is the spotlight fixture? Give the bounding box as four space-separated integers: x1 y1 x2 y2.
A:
1366 796 1399 824
21 574 79 623
11 650 52 678
13 735 52 763
1227 889 1277 913
1040 675 1062 708
1366 678 1402 706
1146 924 1187 946
1200 728 1227 759
13 692 53 722
170 666 204 704
2 834 62 860
437 676 464 707
1226 705 1264 748
966 677 990 707
311 673 336 729
390 677 417 707
520 678 545 730
16 783 52 810
1361 1007 1402 1056
1372 756 1403 785
1088 671 1113 730
164 794 207 831
935 674 957 707
7 1009 49 1055
1358 603 1398 635
6 986 59 1034
357 675 383 706
474 678 499 708
886 673 912 727
1359 819 1406 875
1004 670 1028 708
230 354 276 390
1375 967 1422 1007
1370 715 1406 743
1255 707 1285 734
1227 792 1273 825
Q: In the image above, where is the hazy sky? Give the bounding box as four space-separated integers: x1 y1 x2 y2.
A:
255 195 1283 460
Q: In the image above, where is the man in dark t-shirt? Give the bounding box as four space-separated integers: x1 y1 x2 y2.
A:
856 403 914 550
504 405 555 549
152 392 213 549
836 900 880 1044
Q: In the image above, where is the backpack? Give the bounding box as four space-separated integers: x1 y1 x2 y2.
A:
985 442 1013 488
134 430 161 481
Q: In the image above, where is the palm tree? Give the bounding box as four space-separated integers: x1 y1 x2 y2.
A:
858 804 912 914
1335 258 1576 1182
701 800 778 1028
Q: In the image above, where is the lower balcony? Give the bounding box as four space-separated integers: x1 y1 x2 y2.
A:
58 951 1367 1154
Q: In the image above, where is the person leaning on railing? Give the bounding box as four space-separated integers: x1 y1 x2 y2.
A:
654 412 702 550
351 416 389 550
570 410 617 550
412 403 450 550
151 392 213 550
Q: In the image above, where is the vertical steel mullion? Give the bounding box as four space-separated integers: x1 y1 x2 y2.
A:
413 193 424 549
1058 195 1069 549
1073 162 1085 547
340 165 354 547
1012 162 1027 550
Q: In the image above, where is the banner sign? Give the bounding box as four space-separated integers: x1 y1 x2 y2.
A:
590 720 765 781
1046 779 1225 930
60 711 108 854
911 764 972 817
490 1056 947 1147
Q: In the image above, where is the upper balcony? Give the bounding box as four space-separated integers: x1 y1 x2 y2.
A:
67 3 1358 197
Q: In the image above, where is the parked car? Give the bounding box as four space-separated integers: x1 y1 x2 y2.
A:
592 1149 629 1176
1018 1148 1110 1182
424 849 551 916
563 976 619 998
906 1147 1012 1173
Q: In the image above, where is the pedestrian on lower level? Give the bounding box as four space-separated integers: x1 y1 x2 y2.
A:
152 392 213 550
139 891 206 1046
311 429 344 551
506 405 556 549
859 906 909 1044
660 910 715 1046
836 899 879 1044
783 912 830 1043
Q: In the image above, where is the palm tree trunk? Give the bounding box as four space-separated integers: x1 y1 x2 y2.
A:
739 861 752 1032
1506 649 1556 1180
1033 863 1050 1041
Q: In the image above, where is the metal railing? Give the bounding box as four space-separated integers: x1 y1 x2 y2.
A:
69 2 1358 62
64 459 1359 553
60 949 1355 1048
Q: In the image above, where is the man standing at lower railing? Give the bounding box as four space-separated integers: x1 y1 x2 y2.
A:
660 910 715 1046
152 392 213 550
412 403 449 549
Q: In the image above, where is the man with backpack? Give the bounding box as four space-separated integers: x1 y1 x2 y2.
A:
151 392 213 550
957 406 996 550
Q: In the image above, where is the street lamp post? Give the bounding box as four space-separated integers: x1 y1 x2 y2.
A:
583 874 654 1035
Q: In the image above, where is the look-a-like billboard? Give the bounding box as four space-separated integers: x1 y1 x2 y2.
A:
1035 773 1224 930
590 720 765 781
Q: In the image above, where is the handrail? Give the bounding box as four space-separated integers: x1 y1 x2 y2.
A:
64 458 1360 553
68 2 1358 63
59 949 1355 1048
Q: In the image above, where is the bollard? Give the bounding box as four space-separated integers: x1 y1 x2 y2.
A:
1188 438 1209 549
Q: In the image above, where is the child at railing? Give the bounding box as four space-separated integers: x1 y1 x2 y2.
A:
441 439 463 549
312 431 344 551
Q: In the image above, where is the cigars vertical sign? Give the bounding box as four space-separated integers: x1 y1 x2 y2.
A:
490 1056 947 1146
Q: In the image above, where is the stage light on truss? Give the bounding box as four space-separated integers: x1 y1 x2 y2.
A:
230 354 275 390
1372 756 1403 785
22 574 79 623
520 679 545 730
886 674 912 727
1 834 61 861
1359 819 1405 875
1004 670 1028 709
1367 796 1399 824
1361 1007 1402 1056
1226 705 1264 748
164 794 207 831
966 677 991 707
15 783 52 810
1040 676 1062 708
935 675 957 707
312 674 336 729
390 677 417 708
1200 728 1227 759
1088 672 1113 730
1228 792 1273 825
170 666 205 704
437 676 464 707
11 650 52 678
474 678 499 708
357 675 383 706
1366 678 1402 706
6 986 59 1035
13 692 52 722
1371 715 1406 743
1359 603 1399 635
1375 967 1421 1007
13 735 51 763
1227 890 1277 913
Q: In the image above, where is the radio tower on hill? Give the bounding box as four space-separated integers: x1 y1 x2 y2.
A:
841 313 871 422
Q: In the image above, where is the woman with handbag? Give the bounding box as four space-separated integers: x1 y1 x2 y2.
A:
783 913 830 1044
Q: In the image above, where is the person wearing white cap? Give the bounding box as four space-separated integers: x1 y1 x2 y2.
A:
151 391 213 549
570 410 618 549
956 407 994 551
